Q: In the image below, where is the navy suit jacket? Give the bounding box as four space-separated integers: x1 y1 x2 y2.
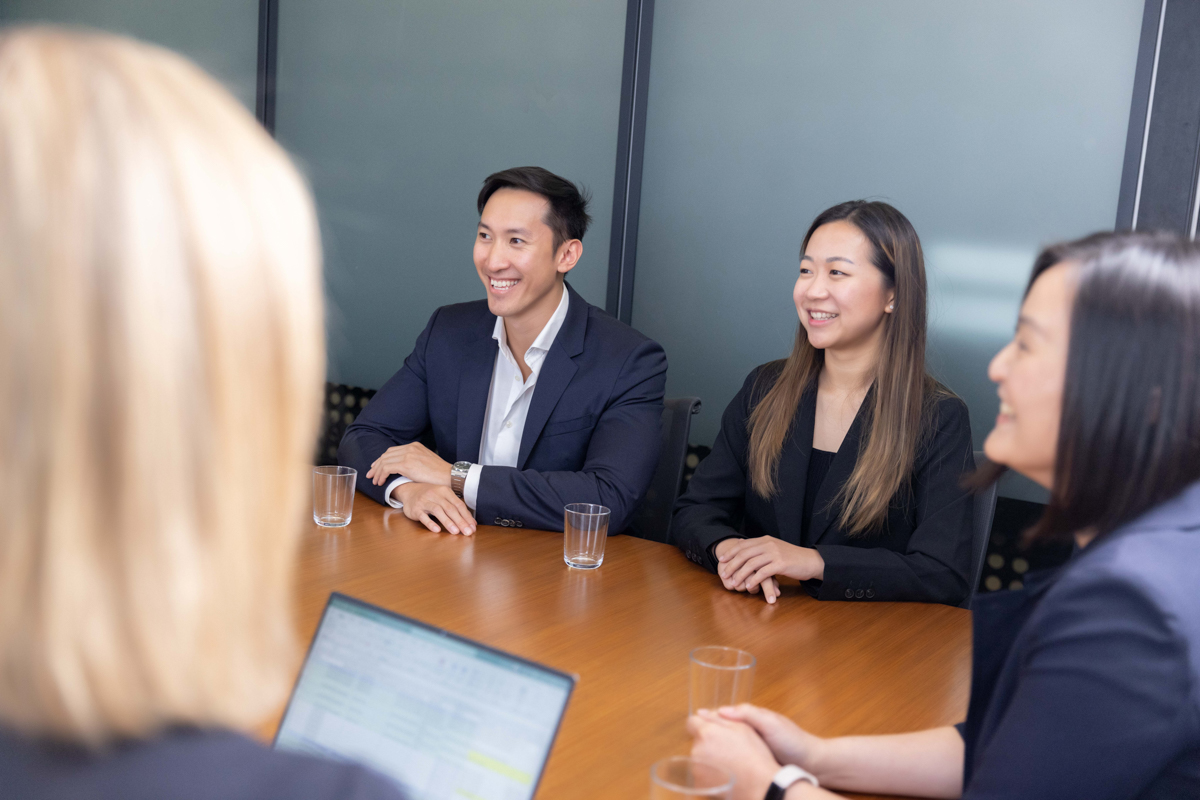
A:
338 283 667 532
960 480 1200 799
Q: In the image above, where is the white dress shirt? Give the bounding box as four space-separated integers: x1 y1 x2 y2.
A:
385 285 570 513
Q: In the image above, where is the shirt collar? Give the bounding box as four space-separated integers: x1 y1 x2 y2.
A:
492 283 570 358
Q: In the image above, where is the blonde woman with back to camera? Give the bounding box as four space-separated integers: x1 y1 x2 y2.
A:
0 28 405 799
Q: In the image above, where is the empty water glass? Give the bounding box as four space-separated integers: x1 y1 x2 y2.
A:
564 503 609 569
313 466 356 527
650 756 734 799
689 646 755 716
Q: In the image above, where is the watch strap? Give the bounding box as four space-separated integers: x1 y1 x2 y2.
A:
450 461 472 499
763 764 819 799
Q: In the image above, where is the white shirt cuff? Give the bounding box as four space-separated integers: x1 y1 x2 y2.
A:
464 464 483 512
384 476 413 508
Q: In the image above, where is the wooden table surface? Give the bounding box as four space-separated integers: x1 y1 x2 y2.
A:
270 496 972 799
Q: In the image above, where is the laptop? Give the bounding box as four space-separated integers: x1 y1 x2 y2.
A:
275 593 576 800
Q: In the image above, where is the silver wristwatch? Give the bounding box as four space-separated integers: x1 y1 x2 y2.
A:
450 461 472 499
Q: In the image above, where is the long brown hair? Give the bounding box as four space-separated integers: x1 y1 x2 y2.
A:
747 200 943 536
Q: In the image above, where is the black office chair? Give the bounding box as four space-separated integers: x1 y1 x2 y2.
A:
627 397 702 543
317 382 377 465
963 449 1000 609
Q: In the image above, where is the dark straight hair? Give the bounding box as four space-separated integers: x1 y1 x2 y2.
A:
981 231 1200 545
477 166 592 252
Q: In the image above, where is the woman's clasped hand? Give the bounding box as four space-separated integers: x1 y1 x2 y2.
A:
714 537 825 605
689 706 825 799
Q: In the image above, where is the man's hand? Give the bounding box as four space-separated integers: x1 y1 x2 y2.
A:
392 482 476 535
716 536 824 603
687 709 780 800
366 442 452 487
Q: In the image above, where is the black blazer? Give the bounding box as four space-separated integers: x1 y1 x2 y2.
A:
338 283 667 532
0 727 405 800
958 480 1200 798
672 363 975 605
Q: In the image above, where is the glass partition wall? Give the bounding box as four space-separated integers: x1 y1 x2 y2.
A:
1 0 1148 502
0 0 260 110
272 0 629 391
630 0 1145 500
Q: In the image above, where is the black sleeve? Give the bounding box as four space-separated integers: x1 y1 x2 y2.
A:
671 369 764 572
814 396 976 605
337 308 440 507
963 571 1193 799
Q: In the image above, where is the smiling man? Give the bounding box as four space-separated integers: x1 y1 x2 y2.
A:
338 166 667 535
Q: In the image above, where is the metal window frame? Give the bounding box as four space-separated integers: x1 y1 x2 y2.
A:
605 0 655 324
255 0 278 135
1117 0 1200 238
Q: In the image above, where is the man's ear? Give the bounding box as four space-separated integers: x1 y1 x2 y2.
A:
556 239 583 275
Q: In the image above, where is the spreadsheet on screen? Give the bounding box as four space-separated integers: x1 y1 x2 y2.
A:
276 596 573 800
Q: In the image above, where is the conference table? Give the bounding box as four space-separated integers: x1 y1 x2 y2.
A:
270 496 973 799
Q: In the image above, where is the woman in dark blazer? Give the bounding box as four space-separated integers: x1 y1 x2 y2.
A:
673 201 975 605
685 231 1200 799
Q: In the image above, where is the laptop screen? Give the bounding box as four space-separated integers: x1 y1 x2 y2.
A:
275 593 576 800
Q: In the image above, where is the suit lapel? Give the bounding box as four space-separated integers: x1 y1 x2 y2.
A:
810 384 875 545
456 317 499 463
517 283 587 469
773 386 816 543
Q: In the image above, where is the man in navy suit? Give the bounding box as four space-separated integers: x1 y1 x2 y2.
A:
338 166 667 535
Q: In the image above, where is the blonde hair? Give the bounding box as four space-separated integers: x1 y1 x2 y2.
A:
0 28 324 744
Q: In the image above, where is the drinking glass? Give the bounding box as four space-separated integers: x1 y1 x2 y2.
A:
313 466 356 527
650 756 734 799
564 503 609 569
689 646 755 716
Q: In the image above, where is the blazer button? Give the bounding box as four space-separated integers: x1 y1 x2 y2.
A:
865 589 875 598
494 518 502 525
855 589 865 599
516 521 524 528
844 589 854 599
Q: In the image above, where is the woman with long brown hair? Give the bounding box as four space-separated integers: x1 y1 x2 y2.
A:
672 201 975 605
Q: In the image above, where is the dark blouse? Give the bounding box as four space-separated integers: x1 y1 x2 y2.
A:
801 448 837 545
0 726 407 800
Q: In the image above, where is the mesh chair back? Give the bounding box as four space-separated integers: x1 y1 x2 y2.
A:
318 383 377 465
964 449 1000 608
628 397 702 542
